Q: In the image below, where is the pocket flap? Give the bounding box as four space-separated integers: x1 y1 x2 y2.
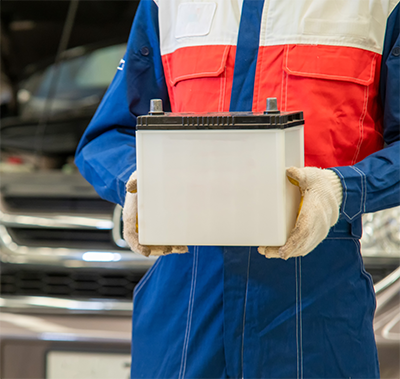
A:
166 45 230 86
283 45 376 85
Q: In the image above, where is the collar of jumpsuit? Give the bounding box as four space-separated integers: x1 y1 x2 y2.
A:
75 0 400 377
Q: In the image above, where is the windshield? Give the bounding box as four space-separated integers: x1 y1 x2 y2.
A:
18 43 127 119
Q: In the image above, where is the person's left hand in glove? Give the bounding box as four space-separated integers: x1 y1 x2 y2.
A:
258 166 343 260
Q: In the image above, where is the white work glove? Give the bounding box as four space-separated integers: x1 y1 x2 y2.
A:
258 167 343 260
123 171 188 257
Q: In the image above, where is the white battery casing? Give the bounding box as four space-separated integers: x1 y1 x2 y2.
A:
136 126 304 246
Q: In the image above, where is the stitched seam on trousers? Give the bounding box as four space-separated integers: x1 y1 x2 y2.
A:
134 258 162 296
179 247 198 379
241 247 251 379
295 258 299 379
299 257 303 379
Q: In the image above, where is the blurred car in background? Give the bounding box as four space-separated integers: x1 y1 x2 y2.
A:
0 40 153 379
0 34 399 379
1 41 127 171
17 42 126 118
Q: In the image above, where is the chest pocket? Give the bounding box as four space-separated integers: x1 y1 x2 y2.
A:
175 2 217 38
162 45 234 113
281 44 382 167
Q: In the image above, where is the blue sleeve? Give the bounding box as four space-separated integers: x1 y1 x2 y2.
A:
331 4 400 221
75 0 169 206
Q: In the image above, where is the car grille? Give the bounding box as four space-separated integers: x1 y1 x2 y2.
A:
0 172 153 302
6 226 116 249
2 195 115 214
0 265 143 300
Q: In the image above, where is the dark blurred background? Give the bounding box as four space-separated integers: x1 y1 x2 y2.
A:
1 1 139 84
0 1 140 168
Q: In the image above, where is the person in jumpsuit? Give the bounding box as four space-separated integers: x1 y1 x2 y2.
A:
75 1 400 378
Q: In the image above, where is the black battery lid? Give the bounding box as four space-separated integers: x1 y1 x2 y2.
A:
136 111 304 130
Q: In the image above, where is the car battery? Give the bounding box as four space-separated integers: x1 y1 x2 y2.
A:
135 98 304 246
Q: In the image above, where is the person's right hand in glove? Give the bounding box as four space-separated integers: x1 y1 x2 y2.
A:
123 171 188 257
258 166 343 260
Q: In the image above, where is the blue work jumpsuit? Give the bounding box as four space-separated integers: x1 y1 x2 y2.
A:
76 1 400 377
